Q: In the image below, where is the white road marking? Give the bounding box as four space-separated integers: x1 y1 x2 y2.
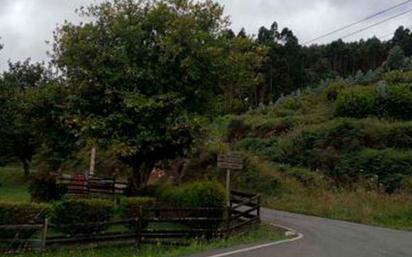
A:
205 224 304 257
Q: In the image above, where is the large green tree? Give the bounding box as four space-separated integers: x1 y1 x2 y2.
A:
0 60 48 175
51 0 263 191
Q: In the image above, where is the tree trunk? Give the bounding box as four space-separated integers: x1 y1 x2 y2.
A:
21 159 30 177
127 161 155 196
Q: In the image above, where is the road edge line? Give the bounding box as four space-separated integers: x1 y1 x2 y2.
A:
205 223 304 257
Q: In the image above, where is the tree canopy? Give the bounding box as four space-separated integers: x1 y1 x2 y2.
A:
49 0 265 190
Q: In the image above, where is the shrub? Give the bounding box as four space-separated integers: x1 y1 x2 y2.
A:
159 181 225 208
324 81 348 101
335 86 377 118
29 172 67 202
226 118 250 143
0 202 50 239
285 167 325 187
383 71 412 84
52 199 114 235
335 84 412 120
121 197 156 230
158 181 225 231
135 184 164 198
232 156 282 196
336 149 412 192
386 85 412 120
236 138 277 158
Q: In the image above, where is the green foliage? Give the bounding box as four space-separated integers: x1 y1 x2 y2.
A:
0 60 49 175
385 85 412 120
335 86 377 118
225 118 251 143
24 82 79 171
232 156 282 195
159 181 225 208
0 201 49 239
120 197 156 230
236 138 277 159
336 149 412 192
335 84 412 120
49 0 266 190
383 70 412 84
29 172 67 202
52 199 115 235
271 118 412 190
384 46 405 71
323 81 348 101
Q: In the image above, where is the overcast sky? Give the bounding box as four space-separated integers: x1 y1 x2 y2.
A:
1 0 412 71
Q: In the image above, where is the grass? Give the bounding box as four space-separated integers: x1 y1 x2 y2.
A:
14 224 285 257
268 188 412 230
0 166 30 202
245 158 412 231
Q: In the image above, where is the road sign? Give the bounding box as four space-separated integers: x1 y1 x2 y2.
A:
218 153 243 170
217 153 243 208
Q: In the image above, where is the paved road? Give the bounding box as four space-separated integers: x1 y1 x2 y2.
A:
194 208 412 257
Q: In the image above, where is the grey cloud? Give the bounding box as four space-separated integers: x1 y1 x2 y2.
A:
1 0 412 71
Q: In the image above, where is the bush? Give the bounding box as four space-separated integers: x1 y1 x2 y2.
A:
231 156 282 196
29 172 67 202
0 202 49 239
158 181 225 232
52 199 114 235
386 85 412 120
120 197 156 230
159 181 225 208
226 118 250 143
336 149 412 192
277 118 412 162
335 84 412 120
383 71 412 84
324 81 348 101
236 138 277 158
335 86 377 118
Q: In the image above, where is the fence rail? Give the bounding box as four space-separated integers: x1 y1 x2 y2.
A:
57 175 127 198
0 191 260 253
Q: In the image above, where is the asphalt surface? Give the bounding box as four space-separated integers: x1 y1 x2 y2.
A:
193 208 412 257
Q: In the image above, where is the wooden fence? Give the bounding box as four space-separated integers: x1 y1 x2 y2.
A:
57 175 127 198
0 191 260 254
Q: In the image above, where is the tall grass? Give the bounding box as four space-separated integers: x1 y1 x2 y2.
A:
268 189 412 230
0 166 30 202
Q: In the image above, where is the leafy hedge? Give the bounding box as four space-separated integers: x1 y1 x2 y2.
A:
120 197 156 230
0 202 50 239
335 85 412 119
52 199 115 235
158 181 225 208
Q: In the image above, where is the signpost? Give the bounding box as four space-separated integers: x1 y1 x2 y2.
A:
218 152 243 207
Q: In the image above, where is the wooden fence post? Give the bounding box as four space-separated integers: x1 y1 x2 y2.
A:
225 206 231 239
257 195 261 223
113 177 116 203
40 218 48 252
136 207 143 246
